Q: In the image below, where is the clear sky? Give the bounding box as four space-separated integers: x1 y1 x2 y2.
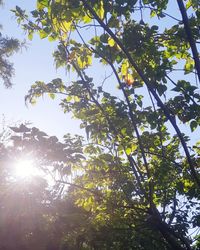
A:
0 1 82 138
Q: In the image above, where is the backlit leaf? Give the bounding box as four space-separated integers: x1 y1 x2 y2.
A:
108 37 115 47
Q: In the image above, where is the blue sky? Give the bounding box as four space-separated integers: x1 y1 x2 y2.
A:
0 1 82 138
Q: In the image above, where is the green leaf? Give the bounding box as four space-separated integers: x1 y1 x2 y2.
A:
28 32 33 41
121 128 127 136
96 0 104 19
157 84 167 96
83 15 92 23
184 58 195 73
37 0 48 10
39 30 48 39
48 93 55 99
131 144 137 152
60 21 71 32
190 120 198 132
73 96 80 102
121 60 129 76
100 34 109 43
86 55 92 66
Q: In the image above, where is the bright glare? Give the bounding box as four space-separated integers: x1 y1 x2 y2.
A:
13 159 40 179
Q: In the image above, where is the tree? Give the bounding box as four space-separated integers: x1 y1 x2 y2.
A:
0 1 21 87
10 0 200 249
0 124 87 250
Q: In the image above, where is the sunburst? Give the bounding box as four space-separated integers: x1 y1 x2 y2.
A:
13 159 40 179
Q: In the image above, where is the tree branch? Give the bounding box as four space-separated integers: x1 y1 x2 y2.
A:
177 0 200 83
81 0 200 188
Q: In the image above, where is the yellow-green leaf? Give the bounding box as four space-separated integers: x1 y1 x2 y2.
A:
131 144 137 151
186 0 192 9
60 21 71 32
95 0 104 19
121 60 129 76
184 57 194 73
83 15 92 23
77 57 87 69
37 0 48 10
48 93 55 99
125 148 132 155
108 37 115 47
73 96 80 102
28 32 33 41
39 30 48 39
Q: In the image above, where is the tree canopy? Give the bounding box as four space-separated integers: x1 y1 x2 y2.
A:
1 0 200 249
0 1 21 87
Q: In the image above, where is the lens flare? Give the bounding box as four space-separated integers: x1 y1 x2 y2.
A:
13 159 39 179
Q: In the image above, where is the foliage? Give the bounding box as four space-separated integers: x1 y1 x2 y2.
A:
0 1 21 87
5 0 200 249
0 125 85 250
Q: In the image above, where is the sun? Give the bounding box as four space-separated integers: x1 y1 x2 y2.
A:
13 159 40 179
